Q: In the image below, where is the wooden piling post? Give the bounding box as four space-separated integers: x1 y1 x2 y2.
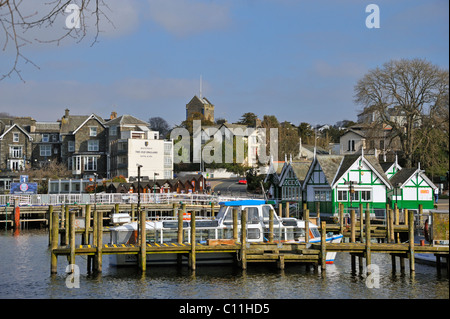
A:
316 201 320 222
359 204 364 242
172 203 177 217
304 209 310 244
389 209 395 243
395 207 400 243
84 204 91 245
407 209 415 273
278 203 282 217
418 204 423 228
233 208 239 241
139 208 146 272
286 202 289 218
65 205 69 246
190 209 196 270
320 221 326 271
350 209 356 272
302 203 307 219
96 210 103 273
48 205 54 246
177 203 183 244
69 211 76 272
269 209 274 243
50 210 59 274
241 208 247 270
350 209 356 243
92 208 98 271
211 202 215 218
365 205 371 272
339 203 344 234
131 203 136 222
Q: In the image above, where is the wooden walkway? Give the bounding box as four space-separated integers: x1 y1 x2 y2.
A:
49 204 449 276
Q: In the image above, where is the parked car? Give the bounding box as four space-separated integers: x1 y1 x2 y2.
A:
238 179 247 185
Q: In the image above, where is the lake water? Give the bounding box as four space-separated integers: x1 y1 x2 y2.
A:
0 229 448 304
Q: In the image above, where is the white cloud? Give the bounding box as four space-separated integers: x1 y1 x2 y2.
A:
147 0 232 37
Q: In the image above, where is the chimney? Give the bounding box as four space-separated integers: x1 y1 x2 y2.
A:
110 111 117 120
65 109 70 118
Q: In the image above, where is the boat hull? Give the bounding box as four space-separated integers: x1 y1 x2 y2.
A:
110 235 344 267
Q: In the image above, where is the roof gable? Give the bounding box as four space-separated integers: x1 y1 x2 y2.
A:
278 163 302 186
331 155 392 188
302 155 343 189
390 168 437 189
0 123 33 141
72 114 106 135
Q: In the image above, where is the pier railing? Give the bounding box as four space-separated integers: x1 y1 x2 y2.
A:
0 193 254 207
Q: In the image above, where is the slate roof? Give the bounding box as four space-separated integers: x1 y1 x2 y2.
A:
35 122 61 132
390 168 417 187
105 114 149 127
290 161 312 183
60 114 105 134
380 161 395 172
316 155 344 185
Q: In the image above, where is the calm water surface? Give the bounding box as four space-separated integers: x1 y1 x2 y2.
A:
0 229 448 299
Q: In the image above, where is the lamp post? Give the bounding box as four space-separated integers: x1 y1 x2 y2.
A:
137 164 142 244
344 180 357 209
137 164 143 213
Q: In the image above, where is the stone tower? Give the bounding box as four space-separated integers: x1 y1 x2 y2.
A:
185 95 214 122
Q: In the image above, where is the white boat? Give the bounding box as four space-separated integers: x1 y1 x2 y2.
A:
109 200 343 266
414 210 449 265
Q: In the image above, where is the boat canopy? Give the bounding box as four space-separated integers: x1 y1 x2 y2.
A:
219 200 266 207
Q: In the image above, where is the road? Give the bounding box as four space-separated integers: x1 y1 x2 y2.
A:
209 178 249 197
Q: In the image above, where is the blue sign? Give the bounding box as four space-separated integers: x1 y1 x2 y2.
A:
10 182 38 195
20 175 29 183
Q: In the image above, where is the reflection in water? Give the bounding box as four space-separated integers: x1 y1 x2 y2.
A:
0 230 448 299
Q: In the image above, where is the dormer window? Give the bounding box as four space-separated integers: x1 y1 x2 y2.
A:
90 127 97 137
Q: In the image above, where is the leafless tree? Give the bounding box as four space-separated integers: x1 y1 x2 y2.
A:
354 58 449 168
1 0 110 81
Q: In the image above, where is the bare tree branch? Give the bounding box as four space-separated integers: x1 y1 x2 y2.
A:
1 0 110 81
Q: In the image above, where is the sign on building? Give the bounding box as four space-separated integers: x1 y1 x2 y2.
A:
10 182 38 195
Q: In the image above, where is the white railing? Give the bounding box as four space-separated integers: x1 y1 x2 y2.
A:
0 193 260 207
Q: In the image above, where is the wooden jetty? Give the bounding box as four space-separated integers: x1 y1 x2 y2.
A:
49 203 449 276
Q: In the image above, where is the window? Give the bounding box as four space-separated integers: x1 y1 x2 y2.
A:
361 190 371 201
314 190 331 201
348 140 355 151
88 140 99 151
13 133 19 142
51 134 59 142
9 146 22 158
72 156 81 172
84 156 97 171
90 127 97 137
68 141 75 152
40 144 52 156
109 126 117 136
338 190 348 201
42 134 49 142
349 190 359 201
10 160 23 170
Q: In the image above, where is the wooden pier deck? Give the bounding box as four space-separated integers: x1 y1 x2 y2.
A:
49 204 449 276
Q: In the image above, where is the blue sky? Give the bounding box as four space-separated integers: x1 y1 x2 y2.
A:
0 0 448 128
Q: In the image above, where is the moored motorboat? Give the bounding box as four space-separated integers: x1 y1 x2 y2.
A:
109 200 343 266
